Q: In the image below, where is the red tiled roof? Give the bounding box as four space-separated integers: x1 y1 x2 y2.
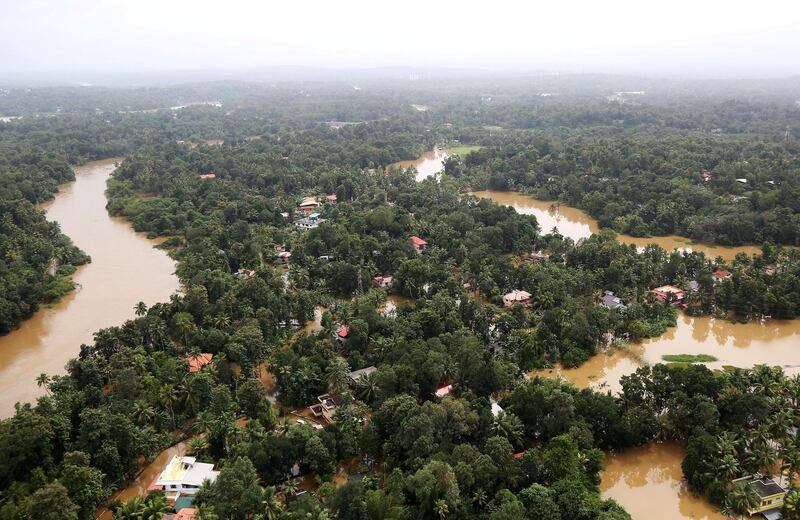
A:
713 270 732 278
187 353 213 372
410 236 427 246
326 194 337 201
337 325 350 338
199 173 216 180
175 508 197 520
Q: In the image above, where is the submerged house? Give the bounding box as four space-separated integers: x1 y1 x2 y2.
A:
731 474 786 518
651 285 685 305
372 275 393 289
310 393 344 423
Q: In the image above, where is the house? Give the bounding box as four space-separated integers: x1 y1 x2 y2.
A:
731 474 786 517
599 291 626 310
713 269 732 282
318 254 335 261
528 250 550 262
701 170 712 182
277 251 292 263
154 456 220 501
295 213 326 230
372 275 393 289
490 397 504 418
503 290 532 307
199 173 216 180
186 354 213 373
434 384 453 398
410 236 428 254
727 194 748 202
348 366 377 385
336 325 350 341
298 197 320 214
310 393 344 423
687 280 700 292
234 268 255 279
326 194 338 203
736 178 748 184
651 285 685 305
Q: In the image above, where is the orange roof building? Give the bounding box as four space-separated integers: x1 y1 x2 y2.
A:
187 353 213 373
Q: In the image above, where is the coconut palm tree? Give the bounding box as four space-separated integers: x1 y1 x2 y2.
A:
355 373 379 404
325 356 351 395
282 479 298 499
140 493 172 520
261 486 284 520
716 454 741 485
783 489 800 520
35 373 50 395
131 400 156 426
434 499 449 520
114 496 146 520
188 437 210 456
134 301 148 317
726 482 761 520
491 411 525 449
159 384 178 430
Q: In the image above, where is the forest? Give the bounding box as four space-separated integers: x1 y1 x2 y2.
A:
0 78 799 519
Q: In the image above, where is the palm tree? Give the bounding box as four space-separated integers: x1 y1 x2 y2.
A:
159 384 178 430
114 496 146 519
471 489 487 509
282 479 298 499
173 311 196 350
491 411 525 449
355 373 379 404
35 373 50 395
749 441 778 477
783 489 800 520
261 486 284 520
779 443 800 488
325 356 351 395
140 493 172 520
188 437 210 456
134 301 148 317
434 499 449 520
716 454 741 485
726 482 761 520
131 400 156 426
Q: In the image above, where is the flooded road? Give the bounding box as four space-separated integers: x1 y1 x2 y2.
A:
470 190 762 260
0 158 179 418
96 441 188 520
601 442 726 520
388 148 449 181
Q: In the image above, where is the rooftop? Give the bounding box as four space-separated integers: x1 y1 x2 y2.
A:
348 366 377 384
410 236 428 246
733 474 785 498
186 353 213 373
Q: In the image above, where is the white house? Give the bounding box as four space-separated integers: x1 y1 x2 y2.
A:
155 456 220 501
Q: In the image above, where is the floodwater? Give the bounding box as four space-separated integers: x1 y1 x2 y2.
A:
96 441 188 520
0 159 179 418
601 442 726 520
531 313 800 394
388 148 449 181
470 190 762 260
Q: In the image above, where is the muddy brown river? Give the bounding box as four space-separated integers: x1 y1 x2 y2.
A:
471 190 762 261
601 442 725 520
388 148 449 181
0 159 179 418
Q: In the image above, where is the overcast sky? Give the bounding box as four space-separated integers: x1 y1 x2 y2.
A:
3 0 800 80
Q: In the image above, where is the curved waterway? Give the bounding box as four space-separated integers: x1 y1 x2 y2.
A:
0 158 179 418
470 190 762 261
600 442 725 520
531 313 800 394
388 148 449 181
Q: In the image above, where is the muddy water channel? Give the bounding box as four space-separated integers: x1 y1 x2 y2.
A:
601 442 726 520
475 190 797 518
0 159 179 418
470 190 762 261
388 148 449 181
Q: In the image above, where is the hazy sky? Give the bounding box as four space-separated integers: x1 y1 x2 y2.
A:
3 0 800 79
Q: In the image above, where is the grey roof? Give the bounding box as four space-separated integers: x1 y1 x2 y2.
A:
600 291 626 309
762 509 783 520
348 366 377 384
752 478 785 498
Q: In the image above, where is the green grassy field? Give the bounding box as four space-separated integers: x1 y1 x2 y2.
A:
447 145 483 156
482 125 505 132
661 354 718 363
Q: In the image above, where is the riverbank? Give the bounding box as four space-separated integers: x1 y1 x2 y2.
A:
470 190 764 261
0 158 179 418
